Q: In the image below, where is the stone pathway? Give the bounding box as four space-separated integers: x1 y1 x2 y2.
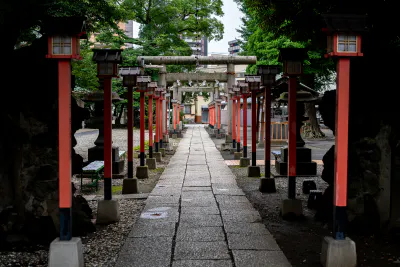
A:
115 125 291 267
224 159 323 166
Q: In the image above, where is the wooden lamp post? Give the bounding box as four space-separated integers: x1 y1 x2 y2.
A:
119 67 140 194
320 14 367 267
238 81 251 167
231 85 240 152
258 65 281 192
278 48 308 218
136 76 151 170
158 88 166 150
46 17 86 267
245 75 262 176
92 49 122 206
233 84 243 159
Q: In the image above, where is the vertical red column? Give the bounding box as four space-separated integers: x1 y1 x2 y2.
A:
243 95 248 158
58 60 72 240
218 103 221 130
103 77 113 200
232 98 236 148
251 90 257 166
155 98 159 152
173 104 177 131
264 86 272 178
148 95 153 158
159 98 163 147
139 92 145 166
288 77 297 199
334 58 350 239
127 86 134 178
237 98 241 152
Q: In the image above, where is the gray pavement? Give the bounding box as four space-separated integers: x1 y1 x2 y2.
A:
116 125 291 267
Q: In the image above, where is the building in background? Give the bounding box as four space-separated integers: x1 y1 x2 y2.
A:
228 39 241 56
90 21 135 48
182 36 208 56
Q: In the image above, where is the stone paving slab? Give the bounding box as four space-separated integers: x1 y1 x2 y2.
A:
116 125 291 267
232 250 292 267
174 241 230 260
176 227 225 242
172 260 233 267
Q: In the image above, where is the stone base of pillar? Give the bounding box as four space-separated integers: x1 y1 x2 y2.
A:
240 157 250 167
321 237 357 267
122 178 139 194
234 152 242 160
280 199 303 219
225 135 232 143
154 152 162 162
257 142 265 148
259 178 276 193
163 134 169 143
159 148 166 157
216 133 223 139
97 199 120 224
136 166 149 179
172 134 178 139
48 238 84 267
230 146 241 154
220 143 232 151
247 166 260 177
146 158 157 169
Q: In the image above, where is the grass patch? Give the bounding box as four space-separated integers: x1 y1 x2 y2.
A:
112 185 122 194
134 140 150 151
155 167 165 172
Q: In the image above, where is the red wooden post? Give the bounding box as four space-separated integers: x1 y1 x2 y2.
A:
103 77 113 200
173 104 177 132
148 95 153 158
127 85 134 178
155 98 160 152
288 77 297 199
218 103 221 131
334 57 350 238
232 98 236 148
264 86 272 177
243 95 248 157
237 98 241 152
159 98 163 148
251 90 257 166
58 60 72 239
140 92 145 166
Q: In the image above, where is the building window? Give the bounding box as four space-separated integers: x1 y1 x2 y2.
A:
337 35 357 52
184 105 191 114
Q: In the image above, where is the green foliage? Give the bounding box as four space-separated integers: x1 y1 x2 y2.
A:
134 140 149 151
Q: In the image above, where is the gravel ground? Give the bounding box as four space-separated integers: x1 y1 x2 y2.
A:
0 128 176 267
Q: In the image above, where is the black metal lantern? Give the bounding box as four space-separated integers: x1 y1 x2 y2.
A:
278 48 308 76
136 76 151 92
238 81 249 95
245 75 261 91
257 65 281 86
92 49 123 77
119 67 140 87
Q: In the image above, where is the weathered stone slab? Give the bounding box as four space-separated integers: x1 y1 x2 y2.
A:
174 241 230 260
232 250 291 267
176 227 225 242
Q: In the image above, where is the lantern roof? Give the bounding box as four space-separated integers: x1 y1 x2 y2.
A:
257 65 281 75
43 17 87 38
92 49 123 63
322 14 368 33
245 75 261 83
119 67 140 76
278 48 308 62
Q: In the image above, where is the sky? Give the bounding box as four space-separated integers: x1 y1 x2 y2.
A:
131 0 244 56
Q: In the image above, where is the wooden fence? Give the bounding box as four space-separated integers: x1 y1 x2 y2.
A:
271 121 288 141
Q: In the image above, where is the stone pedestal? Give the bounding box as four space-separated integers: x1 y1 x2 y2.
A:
259 178 276 193
321 237 357 267
234 152 242 160
275 147 317 176
154 152 162 162
122 178 139 194
159 148 166 157
97 200 120 224
221 143 232 151
247 166 260 177
240 157 250 167
163 134 169 143
172 134 178 139
146 158 157 169
281 198 303 218
49 238 84 267
136 166 149 179
225 135 232 143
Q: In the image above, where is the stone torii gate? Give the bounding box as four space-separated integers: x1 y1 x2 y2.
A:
137 56 257 142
